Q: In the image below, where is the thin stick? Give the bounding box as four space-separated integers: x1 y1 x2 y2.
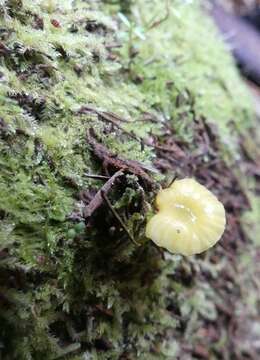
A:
148 0 170 30
101 190 139 246
79 105 129 123
83 170 124 219
84 173 110 180
80 105 183 155
94 113 179 154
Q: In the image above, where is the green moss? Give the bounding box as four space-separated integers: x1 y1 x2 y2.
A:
114 0 253 153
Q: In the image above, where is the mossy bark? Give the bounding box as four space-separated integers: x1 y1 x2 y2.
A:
0 1 259 359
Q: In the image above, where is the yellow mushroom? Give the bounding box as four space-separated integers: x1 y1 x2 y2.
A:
146 178 226 256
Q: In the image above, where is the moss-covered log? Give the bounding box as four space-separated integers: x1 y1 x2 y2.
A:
0 0 259 359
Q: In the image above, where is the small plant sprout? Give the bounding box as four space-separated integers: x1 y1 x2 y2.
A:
146 178 226 256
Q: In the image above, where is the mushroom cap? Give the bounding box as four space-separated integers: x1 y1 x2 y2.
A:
146 178 226 256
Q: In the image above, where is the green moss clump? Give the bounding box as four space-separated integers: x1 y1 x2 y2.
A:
0 0 259 359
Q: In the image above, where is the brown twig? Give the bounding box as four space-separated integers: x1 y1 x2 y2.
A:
101 190 139 246
81 106 144 147
83 170 124 219
150 142 186 156
80 105 186 156
86 128 155 188
84 173 110 180
148 0 170 30
78 105 129 123
0 42 11 56
80 105 145 147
